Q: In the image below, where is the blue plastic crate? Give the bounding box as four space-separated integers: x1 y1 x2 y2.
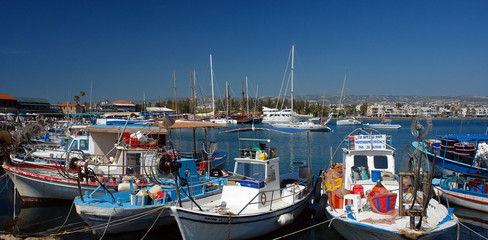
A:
240 179 264 189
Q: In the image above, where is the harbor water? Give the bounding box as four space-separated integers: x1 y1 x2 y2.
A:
1 119 488 239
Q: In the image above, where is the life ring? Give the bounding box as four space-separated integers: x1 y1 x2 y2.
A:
260 193 266 205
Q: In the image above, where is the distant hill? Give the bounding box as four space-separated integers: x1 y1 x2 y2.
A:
292 95 488 106
143 95 488 106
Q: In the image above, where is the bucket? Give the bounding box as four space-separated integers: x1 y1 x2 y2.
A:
371 170 381 182
299 165 311 178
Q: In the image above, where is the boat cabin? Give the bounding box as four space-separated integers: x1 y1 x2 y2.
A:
220 144 281 213
342 134 397 191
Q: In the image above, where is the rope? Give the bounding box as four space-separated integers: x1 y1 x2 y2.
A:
272 213 345 240
0 174 10 194
99 205 116 240
51 205 170 236
458 221 488 240
55 200 75 233
140 206 167 240
227 211 232 240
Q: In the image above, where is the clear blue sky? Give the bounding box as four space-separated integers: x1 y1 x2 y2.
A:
1 0 487 104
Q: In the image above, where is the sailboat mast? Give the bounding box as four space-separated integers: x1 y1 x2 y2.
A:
291 44 295 112
339 70 347 115
226 81 230 116
241 80 245 113
191 70 196 119
210 54 215 116
246 76 249 115
174 71 178 114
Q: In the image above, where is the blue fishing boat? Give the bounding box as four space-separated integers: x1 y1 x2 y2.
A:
412 134 488 176
433 172 488 213
74 157 227 235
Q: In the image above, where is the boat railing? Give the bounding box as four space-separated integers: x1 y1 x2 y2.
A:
84 175 226 205
235 175 312 215
239 145 276 159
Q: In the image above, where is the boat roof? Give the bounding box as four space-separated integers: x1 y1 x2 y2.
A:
437 134 488 142
220 127 307 135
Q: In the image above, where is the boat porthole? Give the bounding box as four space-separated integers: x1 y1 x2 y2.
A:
260 193 266 205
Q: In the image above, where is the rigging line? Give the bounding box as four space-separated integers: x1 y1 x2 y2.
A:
276 47 292 109
280 70 292 111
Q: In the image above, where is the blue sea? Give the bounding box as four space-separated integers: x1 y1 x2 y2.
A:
1 119 488 239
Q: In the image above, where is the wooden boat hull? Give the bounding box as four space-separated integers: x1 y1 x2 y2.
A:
76 203 174 235
3 164 113 202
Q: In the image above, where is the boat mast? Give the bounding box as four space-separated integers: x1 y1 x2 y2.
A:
241 80 245 113
174 71 178 114
291 44 295 112
210 54 215 116
226 81 230 117
191 70 196 119
339 70 347 116
246 76 249 115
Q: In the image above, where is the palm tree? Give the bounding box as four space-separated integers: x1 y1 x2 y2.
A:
74 96 80 103
79 91 85 104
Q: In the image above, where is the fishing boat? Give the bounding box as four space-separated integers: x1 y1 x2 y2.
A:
433 172 488 212
413 134 488 176
336 71 361 126
3 121 227 202
74 157 227 235
171 127 314 240
363 119 401 129
315 127 457 240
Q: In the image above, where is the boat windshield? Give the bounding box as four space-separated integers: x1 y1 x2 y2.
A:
235 162 266 181
64 137 74 151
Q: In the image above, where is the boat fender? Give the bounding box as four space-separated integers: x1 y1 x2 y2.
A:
313 171 324 204
277 213 294 226
116 182 139 192
260 193 266 205
314 194 329 222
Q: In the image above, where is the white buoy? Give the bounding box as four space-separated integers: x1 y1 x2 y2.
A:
277 213 294 226
117 182 138 192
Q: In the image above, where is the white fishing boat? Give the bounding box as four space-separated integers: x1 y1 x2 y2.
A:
336 71 361 126
363 119 401 129
4 121 228 202
315 128 457 240
171 127 314 240
433 172 488 213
